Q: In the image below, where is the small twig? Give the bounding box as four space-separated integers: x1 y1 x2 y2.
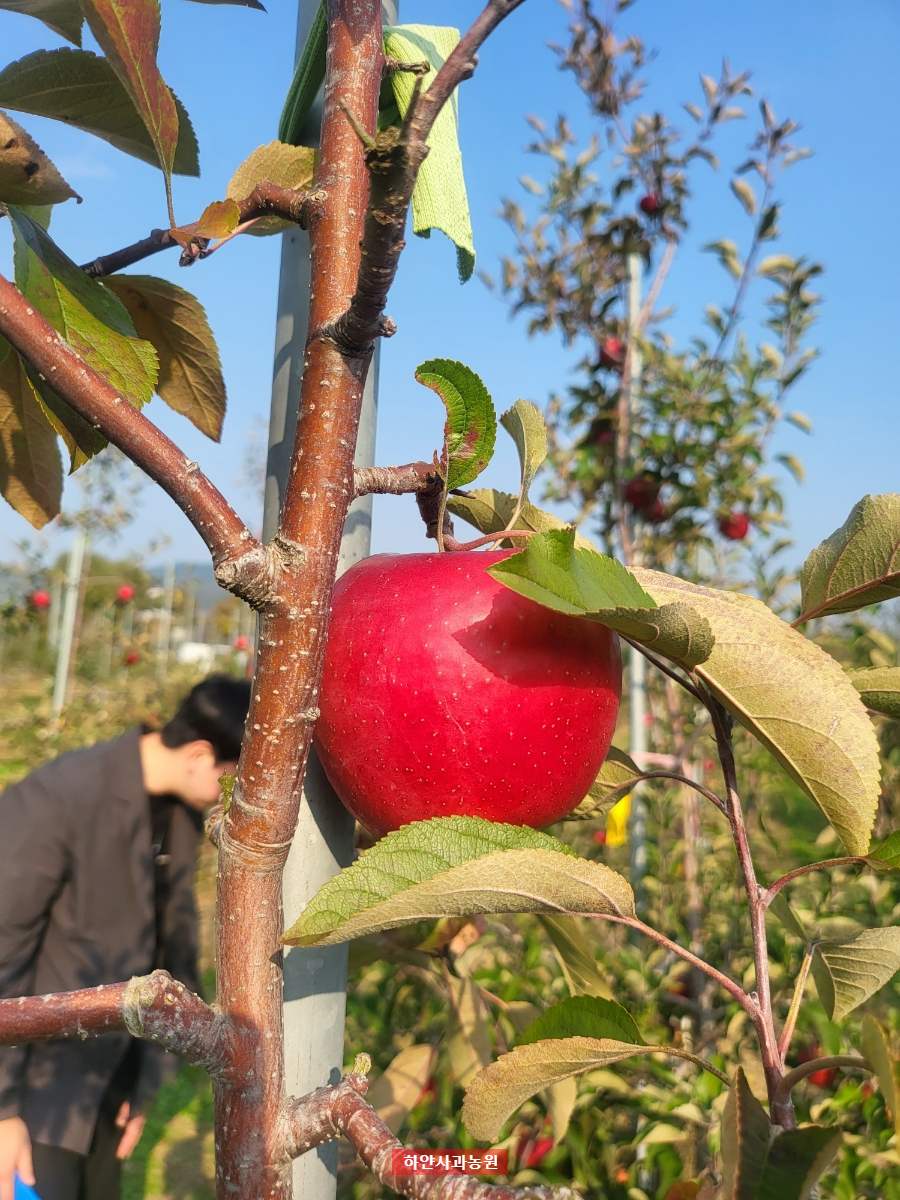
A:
638 236 677 332
444 530 537 552
623 637 706 704
762 858 869 907
772 1056 871 1110
599 913 753 1016
777 945 814 1064
80 182 316 279
383 56 430 78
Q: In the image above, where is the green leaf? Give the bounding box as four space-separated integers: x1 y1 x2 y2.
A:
489 530 714 671
811 927 900 1021
447 488 595 550
768 892 808 942
226 140 317 235
0 51 198 176
26 366 108 469
537 915 613 999
720 1068 770 1200
868 830 900 870
775 453 804 484
0 338 62 528
848 666 900 720
0 110 79 205
500 398 547 509
545 1075 577 1146
516 995 644 1047
462 1037 726 1143
798 494 900 622
102 275 225 441
9 206 158 466
278 0 326 145
366 1044 437 1136
171 199 240 244
634 567 881 855
0 0 82 45
283 818 637 948
757 1127 843 1200
414 359 496 490
860 1015 900 1140
569 746 642 820
79 0 179 201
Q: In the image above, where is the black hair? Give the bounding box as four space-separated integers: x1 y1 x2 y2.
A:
160 674 251 763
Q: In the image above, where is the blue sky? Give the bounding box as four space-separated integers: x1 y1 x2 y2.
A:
1 0 898 570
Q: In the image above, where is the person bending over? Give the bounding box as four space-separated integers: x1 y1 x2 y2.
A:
0 674 250 1200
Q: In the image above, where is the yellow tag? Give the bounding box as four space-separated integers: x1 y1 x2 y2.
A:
605 793 632 847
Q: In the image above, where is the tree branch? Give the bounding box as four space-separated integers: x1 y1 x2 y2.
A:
772 1056 871 1110
762 858 868 906
285 1071 575 1199
0 972 231 1074
0 274 276 607
80 182 319 279
328 0 527 355
354 462 436 498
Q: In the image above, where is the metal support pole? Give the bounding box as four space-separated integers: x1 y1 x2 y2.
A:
52 531 86 718
156 562 175 680
265 5 396 1196
626 251 648 916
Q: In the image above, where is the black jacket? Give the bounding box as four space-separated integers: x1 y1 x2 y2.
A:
0 728 202 1153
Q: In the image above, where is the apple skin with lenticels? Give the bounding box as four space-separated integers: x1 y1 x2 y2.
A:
314 551 622 838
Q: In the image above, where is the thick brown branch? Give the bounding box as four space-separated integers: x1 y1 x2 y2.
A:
329 0 527 354
0 972 231 1074
80 182 317 279
0 274 275 607
353 462 435 497
286 1073 575 1199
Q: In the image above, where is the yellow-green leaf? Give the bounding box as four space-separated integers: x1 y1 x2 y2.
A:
860 1016 900 1141
462 1037 725 1142
102 275 225 441
366 1044 436 1135
537 914 612 998
848 666 900 720
0 338 62 527
634 568 881 855
286 848 634 947
811 927 900 1021
447 976 491 1088
799 494 900 622
226 140 316 235
0 110 79 205
568 746 642 820
500 398 547 508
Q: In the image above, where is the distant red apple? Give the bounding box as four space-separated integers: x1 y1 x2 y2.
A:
624 476 660 513
234 635 249 650
520 1137 554 1169
117 584 135 602
31 590 51 609
124 651 140 665
598 336 625 371
314 552 622 837
639 192 661 215
643 497 666 523
593 829 607 845
809 1067 837 1088
718 512 750 540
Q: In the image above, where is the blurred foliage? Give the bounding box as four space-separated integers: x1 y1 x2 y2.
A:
494 0 821 571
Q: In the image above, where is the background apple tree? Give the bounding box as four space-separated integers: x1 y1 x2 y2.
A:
1 3 900 1200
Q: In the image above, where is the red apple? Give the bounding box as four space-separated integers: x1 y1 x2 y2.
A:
593 829 607 846
643 497 666 523
809 1067 837 1088
31 590 51 609
639 192 661 215
598 336 625 371
233 635 249 650
117 584 135 602
519 1137 554 1169
624 476 660 513
124 651 140 665
718 512 750 541
314 552 622 837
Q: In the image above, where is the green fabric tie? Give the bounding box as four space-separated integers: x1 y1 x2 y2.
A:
383 25 475 283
